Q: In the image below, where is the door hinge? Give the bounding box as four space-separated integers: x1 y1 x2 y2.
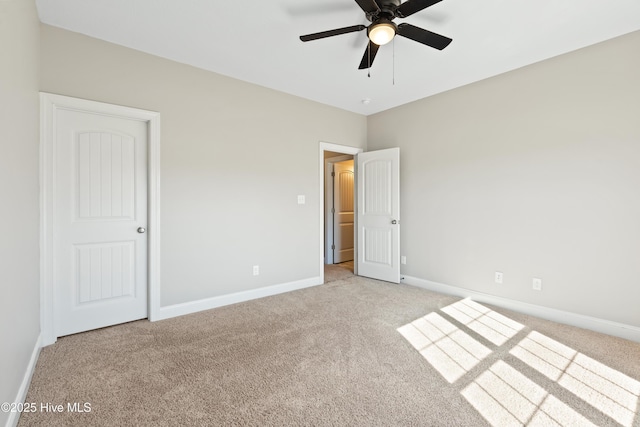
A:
331 207 335 213
331 244 335 250
331 171 335 177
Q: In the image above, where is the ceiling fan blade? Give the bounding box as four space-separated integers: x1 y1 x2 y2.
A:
396 0 442 18
354 0 380 14
358 41 380 69
396 23 452 50
300 25 366 42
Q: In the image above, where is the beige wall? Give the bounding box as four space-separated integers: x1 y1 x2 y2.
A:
0 0 41 424
368 31 640 327
40 25 367 306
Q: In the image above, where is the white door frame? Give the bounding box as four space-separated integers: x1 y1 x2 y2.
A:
319 142 362 283
40 93 161 346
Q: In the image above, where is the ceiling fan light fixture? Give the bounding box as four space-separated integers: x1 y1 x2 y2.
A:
368 21 396 46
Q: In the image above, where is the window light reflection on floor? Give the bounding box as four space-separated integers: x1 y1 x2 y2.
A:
397 312 491 383
398 298 640 426
441 298 525 346
510 331 640 427
462 360 597 427
397 298 524 383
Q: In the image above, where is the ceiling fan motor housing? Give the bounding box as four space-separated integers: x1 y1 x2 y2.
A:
365 0 402 22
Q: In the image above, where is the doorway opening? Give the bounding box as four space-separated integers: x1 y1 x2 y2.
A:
325 154 354 283
319 143 362 284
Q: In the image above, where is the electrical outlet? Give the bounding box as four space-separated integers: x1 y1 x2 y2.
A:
401 256 407 265
495 271 503 284
532 277 542 291
253 265 259 276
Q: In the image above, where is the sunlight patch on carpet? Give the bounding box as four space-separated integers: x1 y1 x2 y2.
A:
441 298 524 345
397 299 524 383
397 311 491 383
398 298 640 427
511 331 640 427
462 360 597 427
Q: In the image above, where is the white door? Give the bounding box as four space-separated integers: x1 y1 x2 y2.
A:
333 160 354 263
357 148 400 283
55 108 148 336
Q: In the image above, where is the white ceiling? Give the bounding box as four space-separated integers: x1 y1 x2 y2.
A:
36 0 640 115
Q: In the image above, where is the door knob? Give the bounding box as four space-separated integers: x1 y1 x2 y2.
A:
391 220 397 225
137 227 146 234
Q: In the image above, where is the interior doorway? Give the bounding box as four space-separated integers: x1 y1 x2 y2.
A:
319 143 401 285
324 154 355 283
319 143 362 284
325 154 354 265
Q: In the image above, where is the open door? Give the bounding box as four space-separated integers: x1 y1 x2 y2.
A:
333 160 355 263
357 148 400 283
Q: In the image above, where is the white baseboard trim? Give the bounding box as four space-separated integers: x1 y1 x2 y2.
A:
154 276 323 321
6 334 42 427
402 275 640 343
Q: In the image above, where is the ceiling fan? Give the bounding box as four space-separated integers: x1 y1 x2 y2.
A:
299 0 452 70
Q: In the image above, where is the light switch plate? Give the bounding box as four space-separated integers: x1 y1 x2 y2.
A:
297 195 305 205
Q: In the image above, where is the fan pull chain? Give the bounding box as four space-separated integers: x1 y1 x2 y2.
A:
367 42 371 78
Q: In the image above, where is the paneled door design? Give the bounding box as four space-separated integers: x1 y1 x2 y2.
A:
357 148 400 283
333 160 354 263
55 108 148 336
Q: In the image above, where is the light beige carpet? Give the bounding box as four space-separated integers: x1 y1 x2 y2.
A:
20 277 640 426
324 261 354 283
